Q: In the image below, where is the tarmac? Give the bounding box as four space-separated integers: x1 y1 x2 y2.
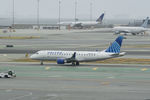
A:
0 62 150 100
0 29 150 100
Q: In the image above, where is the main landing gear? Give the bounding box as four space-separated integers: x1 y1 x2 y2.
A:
72 61 80 66
40 61 43 65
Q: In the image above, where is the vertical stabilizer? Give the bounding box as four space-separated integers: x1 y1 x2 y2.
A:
105 36 124 53
96 13 105 22
141 17 149 28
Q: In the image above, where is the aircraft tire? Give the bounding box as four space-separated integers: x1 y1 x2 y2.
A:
72 62 76 66
76 62 80 66
4 75 9 78
40 61 43 65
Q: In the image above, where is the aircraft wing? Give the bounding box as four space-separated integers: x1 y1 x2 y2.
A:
65 52 77 63
119 30 130 33
72 23 83 28
56 52 78 64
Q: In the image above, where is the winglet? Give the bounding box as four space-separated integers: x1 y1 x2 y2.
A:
105 36 125 53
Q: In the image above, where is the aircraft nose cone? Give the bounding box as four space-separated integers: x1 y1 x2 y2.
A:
30 55 35 59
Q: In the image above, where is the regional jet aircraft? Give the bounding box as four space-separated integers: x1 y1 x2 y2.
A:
30 36 126 66
113 17 149 35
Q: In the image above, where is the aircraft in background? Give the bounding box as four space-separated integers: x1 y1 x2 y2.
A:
59 13 105 28
113 17 149 35
30 36 126 66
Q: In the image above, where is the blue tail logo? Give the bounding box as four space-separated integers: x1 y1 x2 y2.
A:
96 13 105 22
141 17 149 28
105 36 124 53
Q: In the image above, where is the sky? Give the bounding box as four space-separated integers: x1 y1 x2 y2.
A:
0 0 150 20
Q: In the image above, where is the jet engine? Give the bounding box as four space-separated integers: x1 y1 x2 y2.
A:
57 58 65 64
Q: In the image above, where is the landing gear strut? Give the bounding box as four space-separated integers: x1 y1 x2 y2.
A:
72 61 80 66
76 61 80 66
72 62 76 66
40 61 43 65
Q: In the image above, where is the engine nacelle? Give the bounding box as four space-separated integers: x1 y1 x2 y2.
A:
115 31 120 34
57 58 65 64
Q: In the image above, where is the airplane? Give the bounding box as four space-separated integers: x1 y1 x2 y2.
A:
113 17 149 35
59 13 105 28
30 36 126 66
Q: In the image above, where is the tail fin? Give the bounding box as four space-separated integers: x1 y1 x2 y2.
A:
96 13 105 22
105 36 125 53
141 17 149 28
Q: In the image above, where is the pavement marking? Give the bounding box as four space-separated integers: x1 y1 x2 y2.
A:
141 68 148 71
101 82 110 85
65 86 100 89
46 94 58 98
45 66 51 70
5 89 12 92
48 75 62 78
107 76 115 79
3 54 7 57
9 92 33 100
92 67 98 71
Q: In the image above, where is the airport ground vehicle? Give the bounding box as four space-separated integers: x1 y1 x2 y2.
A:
0 70 16 78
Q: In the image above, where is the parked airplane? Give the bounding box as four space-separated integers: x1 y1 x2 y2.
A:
30 36 126 66
113 17 149 35
59 13 105 28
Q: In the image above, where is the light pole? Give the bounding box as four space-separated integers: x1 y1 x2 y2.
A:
90 2 92 21
37 0 40 30
75 0 77 24
12 0 15 29
58 0 61 30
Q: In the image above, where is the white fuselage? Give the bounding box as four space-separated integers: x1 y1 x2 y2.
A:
59 21 100 26
30 50 123 62
113 26 148 34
